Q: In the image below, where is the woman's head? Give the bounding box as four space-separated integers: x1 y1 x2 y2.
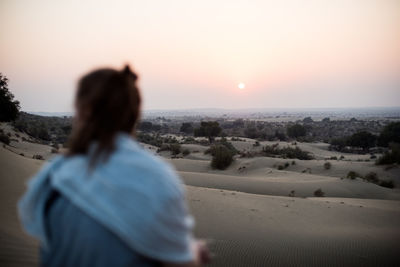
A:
67 65 141 164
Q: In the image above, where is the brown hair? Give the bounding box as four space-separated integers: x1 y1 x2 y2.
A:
66 65 141 166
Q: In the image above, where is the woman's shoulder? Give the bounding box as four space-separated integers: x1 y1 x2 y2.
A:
110 134 183 193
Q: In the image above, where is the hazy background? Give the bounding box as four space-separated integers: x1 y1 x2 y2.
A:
1 0 399 112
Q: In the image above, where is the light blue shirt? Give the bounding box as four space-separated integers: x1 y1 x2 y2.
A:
18 133 194 263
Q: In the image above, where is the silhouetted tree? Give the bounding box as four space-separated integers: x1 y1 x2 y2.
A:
287 124 306 139
180 122 194 134
347 131 376 151
138 121 153 132
303 117 313 123
244 126 259 139
378 122 400 147
0 73 20 122
194 121 222 142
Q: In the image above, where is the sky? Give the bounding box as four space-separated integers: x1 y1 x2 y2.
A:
0 0 399 112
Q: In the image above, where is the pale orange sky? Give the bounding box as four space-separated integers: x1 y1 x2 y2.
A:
0 0 399 111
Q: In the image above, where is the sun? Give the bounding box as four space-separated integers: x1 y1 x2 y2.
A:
238 82 246 89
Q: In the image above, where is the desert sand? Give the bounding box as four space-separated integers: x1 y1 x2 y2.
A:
1 129 400 266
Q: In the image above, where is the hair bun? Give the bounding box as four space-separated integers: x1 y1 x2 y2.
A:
122 64 138 80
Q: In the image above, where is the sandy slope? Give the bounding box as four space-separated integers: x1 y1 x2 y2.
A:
187 186 400 267
1 140 400 266
0 147 41 267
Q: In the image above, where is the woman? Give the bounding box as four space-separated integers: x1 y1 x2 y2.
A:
18 65 209 266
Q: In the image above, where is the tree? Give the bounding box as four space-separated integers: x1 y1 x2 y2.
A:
287 124 306 139
138 121 153 132
347 131 376 151
180 122 194 134
194 121 222 142
378 122 400 147
303 117 313 123
0 73 20 122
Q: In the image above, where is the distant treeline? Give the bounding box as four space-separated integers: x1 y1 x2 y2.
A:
12 112 72 144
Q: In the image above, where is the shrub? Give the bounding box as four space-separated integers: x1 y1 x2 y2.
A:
376 143 400 165
379 180 394 189
32 154 44 160
51 148 58 154
169 143 181 155
364 172 379 183
253 141 260 147
182 149 190 156
277 165 284 170
314 188 325 197
284 162 290 168
211 145 234 170
157 143 181 155
180 123 194 134
346 171 362 180
0 133 10 145
324 162 331 170
287 124 306 139
330 156 338 160
378 122 400 147
291 160 296 165
262 145 313 160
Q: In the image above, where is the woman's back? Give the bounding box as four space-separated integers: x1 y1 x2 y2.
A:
41 191 159 267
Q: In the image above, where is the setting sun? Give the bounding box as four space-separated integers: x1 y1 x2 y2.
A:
238 83 246 90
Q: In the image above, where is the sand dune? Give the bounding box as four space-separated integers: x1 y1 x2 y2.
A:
179 171 400 200
1 137 400 266
0 147 41 267
188 186 400 267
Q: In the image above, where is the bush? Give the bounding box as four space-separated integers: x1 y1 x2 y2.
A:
157 143 181 155
284 162 290 168
0 133 10 145
324 162 331 170
287 124 306 139
314 188 325 197
346 171 362 180
376 143 400 165
211 145 234 170
364 172 379 183
379 180 395 189
32 154 44 160
262 145 313 160
182 149 190 156
180 123 194 134
169 143 181 155
378 122 400 147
